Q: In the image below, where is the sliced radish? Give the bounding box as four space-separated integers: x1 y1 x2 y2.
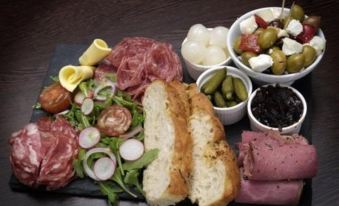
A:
74 91 86 105
83 147 116 181
119 139 144 161
81 98 94 115
119 125 143 140
79 127 101 148
93 157 116 180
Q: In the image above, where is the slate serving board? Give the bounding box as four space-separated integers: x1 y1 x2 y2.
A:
9 44 313 205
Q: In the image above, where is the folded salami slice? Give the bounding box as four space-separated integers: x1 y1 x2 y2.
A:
235 175 303 205
239 131 317 181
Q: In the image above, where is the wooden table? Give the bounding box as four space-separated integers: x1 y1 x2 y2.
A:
1 0 338 205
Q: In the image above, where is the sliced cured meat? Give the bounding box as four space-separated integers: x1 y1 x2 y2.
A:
9 123 42 187
236 175 303 205
97 105 132 136
9 117 79 190
101 37 183 99
238 131 317 181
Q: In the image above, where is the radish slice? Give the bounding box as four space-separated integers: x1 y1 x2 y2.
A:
94 81 116 101
79 127 101 148
119 125 143 140
119 139 144 161
81 98 94 115
83 147 116 181
94 157 116 180
74 91 86 105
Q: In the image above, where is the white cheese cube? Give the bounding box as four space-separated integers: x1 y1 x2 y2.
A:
256 10 275 23
277 29 289 38
286 19 303 36
248 54 273 72
240 16 258 34
282 38 303 55
309 36 326 55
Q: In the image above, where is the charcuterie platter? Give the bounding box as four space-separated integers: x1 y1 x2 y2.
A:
8 2 324 206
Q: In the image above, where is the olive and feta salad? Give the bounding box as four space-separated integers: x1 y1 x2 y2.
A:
233 4 326 75
181 24 230 66
201 68 248 108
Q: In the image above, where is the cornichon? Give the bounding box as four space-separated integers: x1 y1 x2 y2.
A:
221 76 234 100
226 101 238 107
233 78 248 101
202 69 226 94
214 91 226 107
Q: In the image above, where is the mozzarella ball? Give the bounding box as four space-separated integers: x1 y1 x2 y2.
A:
202 46 227 66
181 40 206 64
209 26 229 48
187 24 210 46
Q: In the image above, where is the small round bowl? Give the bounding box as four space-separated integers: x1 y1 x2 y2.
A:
247 84 307 134
196 66 252 125
182 28 232 80
227 7 326 85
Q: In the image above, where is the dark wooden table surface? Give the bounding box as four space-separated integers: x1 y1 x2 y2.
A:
1 0 338 205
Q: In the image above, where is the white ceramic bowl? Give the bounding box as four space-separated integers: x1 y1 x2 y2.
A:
247 84 307 134
182 28 232 80
196 66 252 125
227 7 326 85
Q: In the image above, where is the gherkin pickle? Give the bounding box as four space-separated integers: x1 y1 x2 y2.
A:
287 54 305 73
221 76 234 100
202 69 226 94
214 91 226 107
226 101 238 107
233 78 248 101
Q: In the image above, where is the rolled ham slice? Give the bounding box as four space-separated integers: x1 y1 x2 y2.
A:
239 131 318 181
235 175 304 205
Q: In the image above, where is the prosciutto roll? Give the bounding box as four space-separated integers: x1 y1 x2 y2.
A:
235 176 304 205
239 131 317 181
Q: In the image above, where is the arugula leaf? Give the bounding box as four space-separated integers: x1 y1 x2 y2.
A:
135 132 144 141
131 107 144 128
50 75 59 82
124 170 143 195
111 167 138 198
99 181 123 206
107 138 124 175
72 159 84 178
122 149 159 171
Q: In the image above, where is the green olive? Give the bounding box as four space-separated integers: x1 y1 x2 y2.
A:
258 28 278 50
241 52 257 66
287 54 305 73
302 45 317 67
254 28 265 36
283 16 293 29
290 4 305 21
233 36 242 54
303 16 321 31
270 49 286 75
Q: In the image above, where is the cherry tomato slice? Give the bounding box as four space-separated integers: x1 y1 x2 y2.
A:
97 105 132 136
254 14 268 29
239 34 261 53
39 83 71 113
296 24 316 43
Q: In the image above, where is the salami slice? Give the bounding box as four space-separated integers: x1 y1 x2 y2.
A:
9 117 79 190
100 37 183 99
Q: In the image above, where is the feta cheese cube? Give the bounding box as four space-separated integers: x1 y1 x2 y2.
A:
309 36 326 55
282 38 303 55
286 19 303 36
256 10 275 23
240 16 258 34
277 29 288 38
248 54 273 72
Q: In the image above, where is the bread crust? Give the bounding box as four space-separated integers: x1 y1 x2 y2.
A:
188 84 240 206
165 81 192 197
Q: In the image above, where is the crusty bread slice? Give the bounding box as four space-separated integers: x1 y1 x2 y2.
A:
142 80 192 206
187 84 240 206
